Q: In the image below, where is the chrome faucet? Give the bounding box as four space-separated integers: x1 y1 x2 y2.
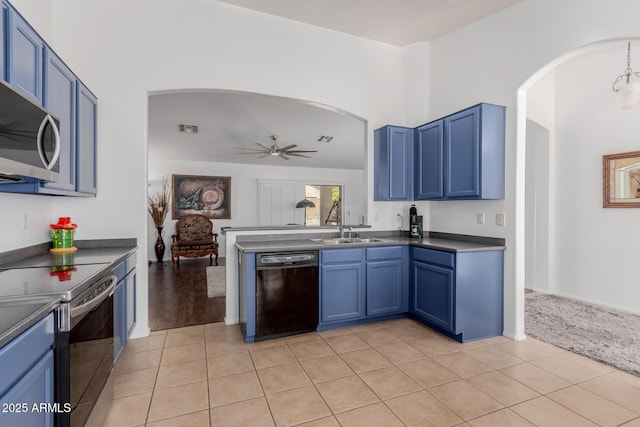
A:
338 225 353 239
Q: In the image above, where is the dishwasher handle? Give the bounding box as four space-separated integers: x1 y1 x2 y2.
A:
256 251 318 269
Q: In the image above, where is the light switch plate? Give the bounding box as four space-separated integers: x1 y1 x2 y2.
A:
496 213 505 226
477 212 485 225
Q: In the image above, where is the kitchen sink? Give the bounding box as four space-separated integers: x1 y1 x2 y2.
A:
310 237 388 245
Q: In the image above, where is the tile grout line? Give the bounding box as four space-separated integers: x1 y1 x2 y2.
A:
117 320 640 426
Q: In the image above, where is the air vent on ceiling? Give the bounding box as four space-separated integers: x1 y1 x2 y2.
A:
179 124 198 133
317 135 334 143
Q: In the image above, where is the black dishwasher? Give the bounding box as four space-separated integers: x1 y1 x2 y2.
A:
255 251 319 340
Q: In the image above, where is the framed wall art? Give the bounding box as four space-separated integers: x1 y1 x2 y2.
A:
603 151 640 208
171 174 231 219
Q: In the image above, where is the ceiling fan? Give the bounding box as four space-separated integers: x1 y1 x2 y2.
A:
237 135 317 160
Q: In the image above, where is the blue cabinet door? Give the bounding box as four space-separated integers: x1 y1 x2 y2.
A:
43 48 76 192
76 81 97 195
444 106 481 199
1 2 6 81
0 350 54 427
414 120 444 200
7 4 44 104
366 259 404 316
374 126 413 200
320 260 365 324
126 268 137 336
412 260 454 333
113 280 126 364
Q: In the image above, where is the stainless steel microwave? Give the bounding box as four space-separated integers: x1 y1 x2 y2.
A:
0 79 60 182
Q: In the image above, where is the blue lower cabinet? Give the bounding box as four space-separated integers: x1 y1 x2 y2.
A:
412 260 454 331
365 246 408 317
126 268 137 336
320 247 409 328
113 252 136 361
113 279 126 364
0 350 54 427
410 247 503 342
0 313 55 427
320 253 366 324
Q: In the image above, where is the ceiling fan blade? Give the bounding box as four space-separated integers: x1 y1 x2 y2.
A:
286 153 312 158
258 153 271 159
236 148 269 153
278 153 290 160
278 144 297 152
256 143 273 152
285 149 318 154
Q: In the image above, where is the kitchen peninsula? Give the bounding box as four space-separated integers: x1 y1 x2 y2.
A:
233 230 505 344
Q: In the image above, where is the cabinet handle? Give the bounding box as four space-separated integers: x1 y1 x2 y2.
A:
36 114 61 171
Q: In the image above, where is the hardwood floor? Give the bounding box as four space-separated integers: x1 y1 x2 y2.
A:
148 258 226 331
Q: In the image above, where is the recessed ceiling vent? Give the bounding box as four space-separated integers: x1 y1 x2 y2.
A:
179 124 198 133
317 135 334 143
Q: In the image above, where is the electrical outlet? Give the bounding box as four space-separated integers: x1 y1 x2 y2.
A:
22 213 28 230
477 212 485 225
496 213 505 226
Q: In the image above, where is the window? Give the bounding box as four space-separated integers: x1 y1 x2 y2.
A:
303 185 342 226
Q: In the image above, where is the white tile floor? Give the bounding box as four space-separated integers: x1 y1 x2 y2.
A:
103 318 640 426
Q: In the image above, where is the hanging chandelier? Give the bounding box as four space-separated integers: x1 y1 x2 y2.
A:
612 42 640 109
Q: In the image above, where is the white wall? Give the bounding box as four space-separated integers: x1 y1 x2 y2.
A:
147 158 364 261
551 47 640 313
526 71 555 293
425 0 640 338
31 0 409 337
5 0 640 339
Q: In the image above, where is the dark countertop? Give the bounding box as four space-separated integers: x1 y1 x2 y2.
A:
235 231 506 253
0 240 137 350
0 297 59 347
221 225 372 234
0 246 137 269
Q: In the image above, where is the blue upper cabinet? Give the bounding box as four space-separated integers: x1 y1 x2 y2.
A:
415 103 505 200
76 81 97 195
6 3 44 104
445 103 505 200
374 126 414 201
43 48 76 192
444 104 505 199
377 103 505 201
1 3 6 81
0 1 98 197
414 120 444 199
444 106 481 198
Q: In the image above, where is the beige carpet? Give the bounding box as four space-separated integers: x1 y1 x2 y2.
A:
206 266 226 298
526 292 640 376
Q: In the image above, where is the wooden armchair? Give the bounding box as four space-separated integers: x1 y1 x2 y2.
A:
170 214 219 265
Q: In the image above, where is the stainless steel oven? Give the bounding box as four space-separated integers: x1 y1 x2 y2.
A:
0 263 116 427
55 272 117 427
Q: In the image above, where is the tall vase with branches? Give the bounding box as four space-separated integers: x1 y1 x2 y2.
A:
148 177 170 263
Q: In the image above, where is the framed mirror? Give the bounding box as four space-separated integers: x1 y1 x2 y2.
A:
603 151 640 207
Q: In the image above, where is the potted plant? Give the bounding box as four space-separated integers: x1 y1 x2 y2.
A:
148 177 170 263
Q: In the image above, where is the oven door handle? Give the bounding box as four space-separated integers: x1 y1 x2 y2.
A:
70 275 118 320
